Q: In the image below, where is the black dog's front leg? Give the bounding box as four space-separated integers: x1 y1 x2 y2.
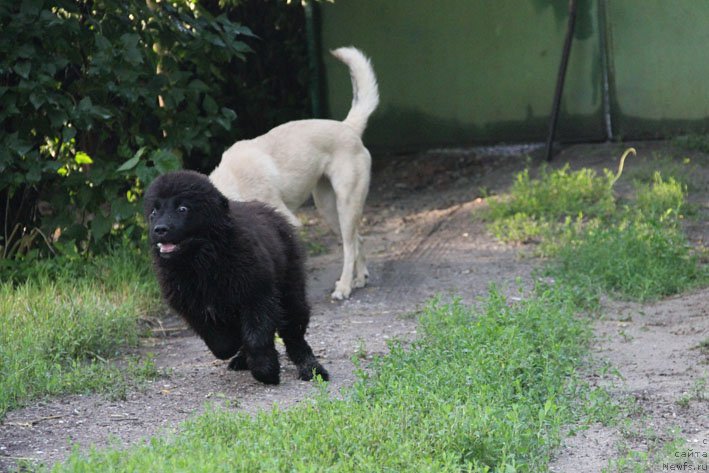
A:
200 323 241 361
240 299 281 385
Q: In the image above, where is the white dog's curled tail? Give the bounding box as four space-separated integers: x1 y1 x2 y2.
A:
331 47 379 137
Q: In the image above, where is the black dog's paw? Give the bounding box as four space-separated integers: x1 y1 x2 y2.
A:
246 349 281 384
251 367 280 385
227 352 248 371
298 363 330 382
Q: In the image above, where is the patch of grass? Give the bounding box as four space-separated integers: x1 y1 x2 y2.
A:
487 151 707 301
0 246 161 418
602 424 699 473
699 338 709 358
549 218 707 301
634 172 689 220
485 161 623 250
676 377 708 408
672 133 709 154
488 163 616 225
298 226 329 256
625 152 699 192
52 286 592 472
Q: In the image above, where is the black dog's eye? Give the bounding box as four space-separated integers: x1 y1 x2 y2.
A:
149 208 157 218
177 205 188 213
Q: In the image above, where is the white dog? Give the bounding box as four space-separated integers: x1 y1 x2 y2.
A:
210 47 379 300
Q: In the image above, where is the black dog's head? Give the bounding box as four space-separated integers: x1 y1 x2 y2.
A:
144 170 230 260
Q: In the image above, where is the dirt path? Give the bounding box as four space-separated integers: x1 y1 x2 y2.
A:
0 142 707 472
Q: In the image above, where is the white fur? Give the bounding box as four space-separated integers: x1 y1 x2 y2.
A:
210 47 379 300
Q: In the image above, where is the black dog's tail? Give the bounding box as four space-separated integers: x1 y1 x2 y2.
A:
331 47 380 137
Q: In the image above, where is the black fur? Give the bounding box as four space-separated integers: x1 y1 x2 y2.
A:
144 170 328 385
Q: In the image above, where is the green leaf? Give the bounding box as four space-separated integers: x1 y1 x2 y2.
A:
74 151 93 165
151 149 181 174
202 95 218 115
62 126 76 142
95 34 112 52
120 33 143 65
29 92 45 109
13 62 31 79
116 156 140 172
91 214 112 242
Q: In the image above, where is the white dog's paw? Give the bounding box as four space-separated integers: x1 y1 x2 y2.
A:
331 282 351 301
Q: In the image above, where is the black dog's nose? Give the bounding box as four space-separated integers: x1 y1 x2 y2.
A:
153 224 168 237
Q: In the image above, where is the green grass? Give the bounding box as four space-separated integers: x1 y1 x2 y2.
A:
672 133 709 154
486 163 618 256
50 286 591 473
488 164 616 227
625 152 700 192
634 171 689 220
0 245 161 417
549 217 706 301
486 155 707 301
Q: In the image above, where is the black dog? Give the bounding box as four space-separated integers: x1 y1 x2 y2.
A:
144 170 328 385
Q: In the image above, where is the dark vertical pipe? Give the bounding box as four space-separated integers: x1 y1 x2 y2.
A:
304 2 323 118
598 0 614 140
545 0 578 162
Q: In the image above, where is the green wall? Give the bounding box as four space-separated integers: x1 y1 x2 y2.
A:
607 0 709 139
319 0 709 150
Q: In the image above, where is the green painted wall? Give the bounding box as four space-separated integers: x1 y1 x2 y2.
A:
319 0 709 150
606 0 709 139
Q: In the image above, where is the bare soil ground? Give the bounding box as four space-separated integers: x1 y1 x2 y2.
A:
0 142 707 472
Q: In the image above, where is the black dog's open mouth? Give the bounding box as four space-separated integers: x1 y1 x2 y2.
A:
157 242 179 257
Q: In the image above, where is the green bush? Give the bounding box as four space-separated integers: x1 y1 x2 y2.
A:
0 0 309 261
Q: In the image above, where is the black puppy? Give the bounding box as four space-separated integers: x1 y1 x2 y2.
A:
144 170 328 385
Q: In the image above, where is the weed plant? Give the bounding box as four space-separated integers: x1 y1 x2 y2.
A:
549 218 706 301
672 133 709 154
488 164 617 222
52 286 590 473
634 172 688 221
487 153 707 300
0 246 160 417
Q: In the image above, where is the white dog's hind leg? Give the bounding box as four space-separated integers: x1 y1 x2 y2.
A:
331 223 356 300
329 166 369 300
353 233 368 288
312 178 341 236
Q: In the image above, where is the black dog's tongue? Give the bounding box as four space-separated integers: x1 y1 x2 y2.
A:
158 243 177 254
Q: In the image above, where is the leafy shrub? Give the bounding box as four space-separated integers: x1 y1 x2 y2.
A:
0 0 308 260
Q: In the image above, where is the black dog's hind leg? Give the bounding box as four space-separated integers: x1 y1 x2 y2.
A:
279 290 329 382
240 299 281 385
